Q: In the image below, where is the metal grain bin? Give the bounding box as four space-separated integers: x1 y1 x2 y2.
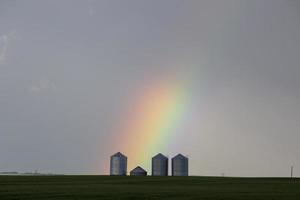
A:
152 153 168 176
110 152 127 175
171 154 188 176
130 166 147 176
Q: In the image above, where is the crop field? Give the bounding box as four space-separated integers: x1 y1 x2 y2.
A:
0 175 299 200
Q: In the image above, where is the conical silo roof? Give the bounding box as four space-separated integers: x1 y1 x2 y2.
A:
111 152 127 158
130 166 147 173
152 153 168 160
172 154 188 160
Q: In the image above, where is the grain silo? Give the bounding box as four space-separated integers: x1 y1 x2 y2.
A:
171 154 188 176
152 153 168 176
110 152 127 175
130 166 147 176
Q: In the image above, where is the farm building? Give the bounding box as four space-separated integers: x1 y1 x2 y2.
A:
110 152 127 175
171 154 188 176
130 166 147 176
152 153 168 176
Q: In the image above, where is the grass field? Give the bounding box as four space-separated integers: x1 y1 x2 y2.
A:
0 176 299 200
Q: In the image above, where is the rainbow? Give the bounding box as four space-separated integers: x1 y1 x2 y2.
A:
113 74 190 172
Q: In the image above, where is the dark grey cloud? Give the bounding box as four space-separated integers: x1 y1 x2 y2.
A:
0 0 299 176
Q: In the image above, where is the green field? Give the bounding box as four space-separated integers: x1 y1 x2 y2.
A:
0 176 299 200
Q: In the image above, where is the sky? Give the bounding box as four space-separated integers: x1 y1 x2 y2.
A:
0 0 300 176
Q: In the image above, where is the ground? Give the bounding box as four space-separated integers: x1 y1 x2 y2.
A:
0 176 299 200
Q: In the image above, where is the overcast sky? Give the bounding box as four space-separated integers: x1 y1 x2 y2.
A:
0 0 300 176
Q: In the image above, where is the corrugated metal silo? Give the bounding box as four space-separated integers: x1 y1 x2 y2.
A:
110 152 127 175
171 154 188 176
152 153 168 176
130 166 147 176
